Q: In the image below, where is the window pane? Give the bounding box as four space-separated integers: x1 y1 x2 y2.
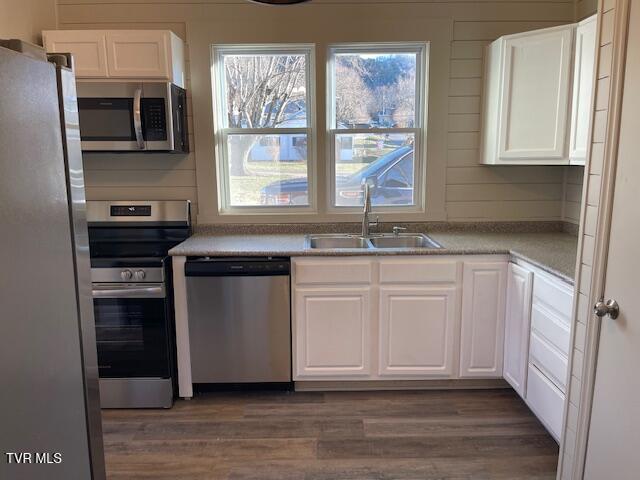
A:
222 53 308 128
334 51 417 128
226 134 308 207
335 133 415 207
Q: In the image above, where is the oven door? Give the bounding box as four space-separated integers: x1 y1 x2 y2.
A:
92 283 171 379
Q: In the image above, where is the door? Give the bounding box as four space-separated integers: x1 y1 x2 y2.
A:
374 151 415 206
77 82 144 151
498 25 574 163
379 286 457 377
460 261 508 377
569 15 597 164
43 30 108 77
106 31 169 78
92 286 170 378
294 286 371 379
584 3 640 478
186 274 291 383
503 263 533 397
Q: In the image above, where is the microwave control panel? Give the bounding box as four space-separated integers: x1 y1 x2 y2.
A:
142 98 167 141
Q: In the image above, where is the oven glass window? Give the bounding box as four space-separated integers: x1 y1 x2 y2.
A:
78 98 135 141
93 297 170 378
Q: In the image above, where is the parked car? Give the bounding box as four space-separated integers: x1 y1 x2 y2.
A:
260 145 414 206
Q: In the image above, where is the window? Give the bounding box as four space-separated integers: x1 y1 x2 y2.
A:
329 44 426 208
213 45 314 210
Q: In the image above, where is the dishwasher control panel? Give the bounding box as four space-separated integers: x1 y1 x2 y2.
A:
185 258 290 276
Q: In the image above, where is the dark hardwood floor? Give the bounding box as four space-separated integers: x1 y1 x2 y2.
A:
101 388 559 480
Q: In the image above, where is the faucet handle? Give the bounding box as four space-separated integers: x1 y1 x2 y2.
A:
369 216 379 228
392 226 407 236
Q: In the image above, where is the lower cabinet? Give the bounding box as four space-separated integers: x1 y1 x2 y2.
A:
378 286 457 377
506 259 574 443
526 363 565 441
293 286 371 378
292 256 507 381
503 263 534 396
291 255 575 443
459 261 508 378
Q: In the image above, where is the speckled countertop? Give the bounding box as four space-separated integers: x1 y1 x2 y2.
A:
169 230 578 284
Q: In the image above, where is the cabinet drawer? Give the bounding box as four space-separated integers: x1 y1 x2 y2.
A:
529 331 568 392
379 259 458 284
526 364 565 442
531 304 571 355
533 273 574 321
293 258 372 285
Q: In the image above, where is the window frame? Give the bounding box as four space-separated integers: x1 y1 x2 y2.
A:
211 44 317 214
327 42 428 213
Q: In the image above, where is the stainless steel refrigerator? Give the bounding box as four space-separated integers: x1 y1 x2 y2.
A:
0 44 106 479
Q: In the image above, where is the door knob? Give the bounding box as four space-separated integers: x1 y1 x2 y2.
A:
594 299 620 320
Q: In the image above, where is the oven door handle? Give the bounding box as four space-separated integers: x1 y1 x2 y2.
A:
92 284 166 299
133 87 145 150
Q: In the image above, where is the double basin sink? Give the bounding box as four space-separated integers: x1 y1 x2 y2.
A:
306 233 441 250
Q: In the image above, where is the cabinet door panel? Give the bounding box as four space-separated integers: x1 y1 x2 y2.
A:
498 25 574 162
529 331 568 392
526 363 564 441
379 286 457 377
106 31 169 78
294 287 371 379
503 263 533 397
460 261 508 377
570 15 597 164
43 30 108 77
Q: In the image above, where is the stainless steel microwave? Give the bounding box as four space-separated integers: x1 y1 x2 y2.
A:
76 82 188 153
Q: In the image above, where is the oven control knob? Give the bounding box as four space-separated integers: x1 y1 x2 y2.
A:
134 270 146 281
120 269 133 281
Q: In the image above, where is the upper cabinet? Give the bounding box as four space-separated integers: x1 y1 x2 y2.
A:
569 16 598 165
42 30 186 88
481 17 597 165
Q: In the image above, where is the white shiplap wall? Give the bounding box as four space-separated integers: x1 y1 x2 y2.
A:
559 1 613 478
56 0 576 223
563 166 585 224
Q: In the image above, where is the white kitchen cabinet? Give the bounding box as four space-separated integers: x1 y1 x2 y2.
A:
378 286 457 377
459 261 508 377
42 30 108 77
510 258 574 443
569 15 598 165
526 363 565 441
42 30 186 87
293 286 371 379
292 256 515 382
481 24 574 165
503 263 534 397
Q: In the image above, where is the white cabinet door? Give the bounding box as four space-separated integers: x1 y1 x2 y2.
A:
486 25 574 165
378 286 457 377
503 263 533 397
105 31 170 79
293 287 371 379
43 30 108 77
460 261 508 377
569 15 597 165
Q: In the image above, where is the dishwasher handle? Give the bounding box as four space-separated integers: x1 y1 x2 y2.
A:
185 258 290 276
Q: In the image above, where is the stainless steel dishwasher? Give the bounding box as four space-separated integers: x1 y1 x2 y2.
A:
185 257 291 384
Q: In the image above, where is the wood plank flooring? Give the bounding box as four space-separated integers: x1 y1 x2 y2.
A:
101 389 559 480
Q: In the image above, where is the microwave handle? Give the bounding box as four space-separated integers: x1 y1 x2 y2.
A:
133 87 145 150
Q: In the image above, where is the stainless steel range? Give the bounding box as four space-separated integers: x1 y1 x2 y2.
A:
87 200 191 408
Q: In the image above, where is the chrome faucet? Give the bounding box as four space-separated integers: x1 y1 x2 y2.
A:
361 182 379 238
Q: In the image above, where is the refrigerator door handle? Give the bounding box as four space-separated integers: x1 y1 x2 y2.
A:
133 87 145 150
